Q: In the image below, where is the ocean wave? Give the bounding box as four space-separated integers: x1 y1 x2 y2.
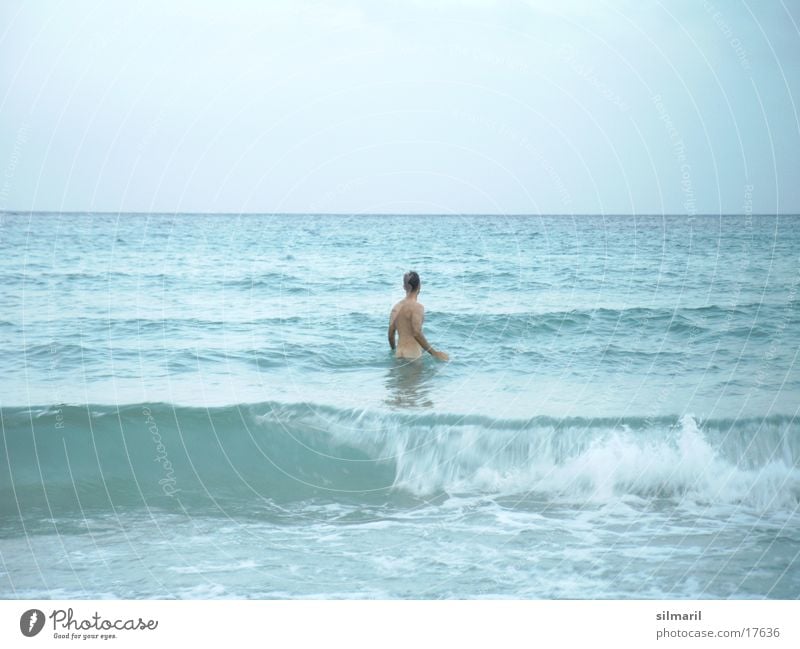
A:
1 402 797 513
5 302 781 341
223 273 306 291
434 306 776 342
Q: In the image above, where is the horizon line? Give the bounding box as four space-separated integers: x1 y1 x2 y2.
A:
1 210 797 217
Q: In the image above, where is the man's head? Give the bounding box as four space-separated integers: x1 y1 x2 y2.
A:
403 270 420 294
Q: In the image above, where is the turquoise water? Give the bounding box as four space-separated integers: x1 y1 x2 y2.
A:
1 212 798 598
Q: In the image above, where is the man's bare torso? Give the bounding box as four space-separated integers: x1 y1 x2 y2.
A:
389 298 425 359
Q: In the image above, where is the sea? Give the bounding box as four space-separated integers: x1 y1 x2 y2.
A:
1 212 798 599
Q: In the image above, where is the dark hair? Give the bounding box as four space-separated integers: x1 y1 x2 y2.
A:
403 271 420 292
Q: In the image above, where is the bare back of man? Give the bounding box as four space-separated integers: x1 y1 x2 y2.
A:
388 272 449 362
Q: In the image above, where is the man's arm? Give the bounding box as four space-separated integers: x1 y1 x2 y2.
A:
411 306 449 361
388 306 398 350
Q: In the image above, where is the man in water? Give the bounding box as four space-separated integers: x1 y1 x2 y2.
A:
388 271 449 361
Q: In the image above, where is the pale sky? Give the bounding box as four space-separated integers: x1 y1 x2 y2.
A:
1 0 798 214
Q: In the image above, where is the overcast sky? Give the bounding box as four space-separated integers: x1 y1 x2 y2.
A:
1 0 798 214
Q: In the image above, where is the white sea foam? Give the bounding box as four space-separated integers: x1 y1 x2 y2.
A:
312 410 800 510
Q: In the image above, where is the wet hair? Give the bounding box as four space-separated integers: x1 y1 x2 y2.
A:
403 271 420 292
